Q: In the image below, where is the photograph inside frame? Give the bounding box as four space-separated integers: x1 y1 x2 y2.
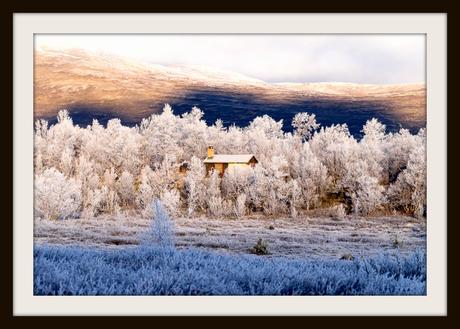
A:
32 33 427 296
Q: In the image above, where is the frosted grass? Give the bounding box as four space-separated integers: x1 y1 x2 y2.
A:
34 244 425 296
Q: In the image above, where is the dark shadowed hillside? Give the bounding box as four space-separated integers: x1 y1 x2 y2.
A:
35 48 426 137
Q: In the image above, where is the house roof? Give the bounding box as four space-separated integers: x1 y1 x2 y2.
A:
203 154 257 164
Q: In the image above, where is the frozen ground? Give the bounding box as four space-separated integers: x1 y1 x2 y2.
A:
34 215 426 259
34 245 426 295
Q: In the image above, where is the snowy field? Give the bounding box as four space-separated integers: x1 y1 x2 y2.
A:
34 244 426 295
34 215 425 259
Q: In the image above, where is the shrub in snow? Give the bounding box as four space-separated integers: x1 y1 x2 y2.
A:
234 193 247 218
80 187 106 219
222 200 234 217
141 200 175 249
330 204 347 219
392 235 404 249
250 238 269 255
340 253 355 261
35 168 81 220
207 196 223 217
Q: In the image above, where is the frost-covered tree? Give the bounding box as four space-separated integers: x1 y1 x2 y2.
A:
248 115 284 139
147 155 180 199
184 156 206 217
139 104 182 166
292 112 320 141
385 128 423 183
60 147 74 177
310 124 358 187
136 165 155 217
41 110 81 172
246 155 297 215
117 171 135 207
261 156 291 215
81 188 106 220
388 141 426 218
34 107 426 220
141 199 175 249
290 179 302 218
34 119 48 175
179 106 208 158
81 118 142 176
360 118 387 183
206 170 224 217
339 156 386 216
206 119 227 155
293 143 330 209
35 168 81 220
355 175 386 216
100 167 119 214
74 155 104 219
246 164 270 212
160 189 181 217
234 193 247 218
222 167 252 202
223 125 248 154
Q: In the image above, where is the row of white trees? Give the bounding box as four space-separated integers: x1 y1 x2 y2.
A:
34 105 426 220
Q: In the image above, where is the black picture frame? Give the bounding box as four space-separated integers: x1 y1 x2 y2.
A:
3 1 458 326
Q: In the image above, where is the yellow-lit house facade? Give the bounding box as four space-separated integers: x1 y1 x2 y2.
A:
203 146 258 176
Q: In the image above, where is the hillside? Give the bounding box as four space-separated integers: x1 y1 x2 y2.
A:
34 48 426 136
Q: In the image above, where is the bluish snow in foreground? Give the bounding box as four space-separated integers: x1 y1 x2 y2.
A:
34 244 426 295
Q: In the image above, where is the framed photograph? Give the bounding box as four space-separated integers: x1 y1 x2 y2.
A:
11 11 450 317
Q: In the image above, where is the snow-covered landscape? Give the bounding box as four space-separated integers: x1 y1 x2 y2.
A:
35 215 425 259
34 201 426 296
33 107 426 295
33 35 427 296
34 48 426 136
34 107 426 222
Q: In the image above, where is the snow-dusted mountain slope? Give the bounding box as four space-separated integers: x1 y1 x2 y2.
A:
34 48 426 136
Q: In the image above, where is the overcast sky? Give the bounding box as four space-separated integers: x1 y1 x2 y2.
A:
35 34 425 84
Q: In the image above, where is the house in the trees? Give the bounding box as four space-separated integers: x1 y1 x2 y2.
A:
203 146 258 176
